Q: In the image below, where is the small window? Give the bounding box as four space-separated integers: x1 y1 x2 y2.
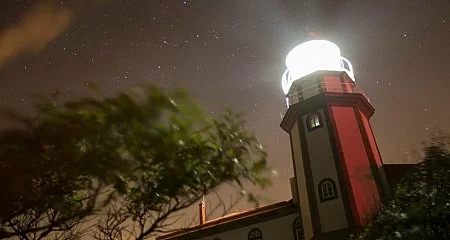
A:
307 112 322 131
248 228 263 240
318 178 338 202
293 217 303 240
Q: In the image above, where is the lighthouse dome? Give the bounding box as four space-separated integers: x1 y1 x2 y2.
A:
281 40 355 94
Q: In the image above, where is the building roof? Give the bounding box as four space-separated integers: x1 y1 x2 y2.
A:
157 200 297 240
383 163 417 189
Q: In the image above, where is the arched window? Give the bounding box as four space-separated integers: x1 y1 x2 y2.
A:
307 112 322 131
248 228 263 240
293 217 303 240
318 178 338 202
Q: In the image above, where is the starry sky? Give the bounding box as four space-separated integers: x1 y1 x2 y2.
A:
1 0 450 213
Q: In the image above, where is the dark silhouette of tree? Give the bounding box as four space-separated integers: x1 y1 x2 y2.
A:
0 85 270 239
355 136 450 239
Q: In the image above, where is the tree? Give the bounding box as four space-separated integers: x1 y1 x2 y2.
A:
355 136 450 239
0 85 270 239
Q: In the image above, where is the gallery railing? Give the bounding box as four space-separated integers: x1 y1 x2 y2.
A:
287 81 369 106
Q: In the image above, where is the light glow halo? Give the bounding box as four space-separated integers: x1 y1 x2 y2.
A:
281 40 355 94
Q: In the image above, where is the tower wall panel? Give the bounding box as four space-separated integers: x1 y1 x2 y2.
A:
302 109 348 232
290 123 314 240
359 111 383 168
330 106 380 224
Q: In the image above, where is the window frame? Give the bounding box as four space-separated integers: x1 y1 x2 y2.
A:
248 228 263 240
306 112 323 131
293 217 303 240
318 178 338 202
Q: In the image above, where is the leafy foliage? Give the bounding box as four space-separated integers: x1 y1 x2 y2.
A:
0 85 270 239
355 137 450 239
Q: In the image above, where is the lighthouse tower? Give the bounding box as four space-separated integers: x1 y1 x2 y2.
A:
281 40 390 240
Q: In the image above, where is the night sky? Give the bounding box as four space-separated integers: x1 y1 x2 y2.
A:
1 0 450 215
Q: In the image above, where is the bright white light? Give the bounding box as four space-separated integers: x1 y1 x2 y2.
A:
281 40 355 94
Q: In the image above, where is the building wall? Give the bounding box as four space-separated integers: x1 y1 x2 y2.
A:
290 123 314 240
298 76 320 100
197 213 300 240
331 106 380 224
323 75 342 92
358 110 390 198
302 109 348 232
358 111 383 167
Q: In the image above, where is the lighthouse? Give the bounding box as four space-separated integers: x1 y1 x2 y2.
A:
157 39 415 240
281 40 390 240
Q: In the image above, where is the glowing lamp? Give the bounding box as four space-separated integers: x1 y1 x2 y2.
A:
281 40 355 94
